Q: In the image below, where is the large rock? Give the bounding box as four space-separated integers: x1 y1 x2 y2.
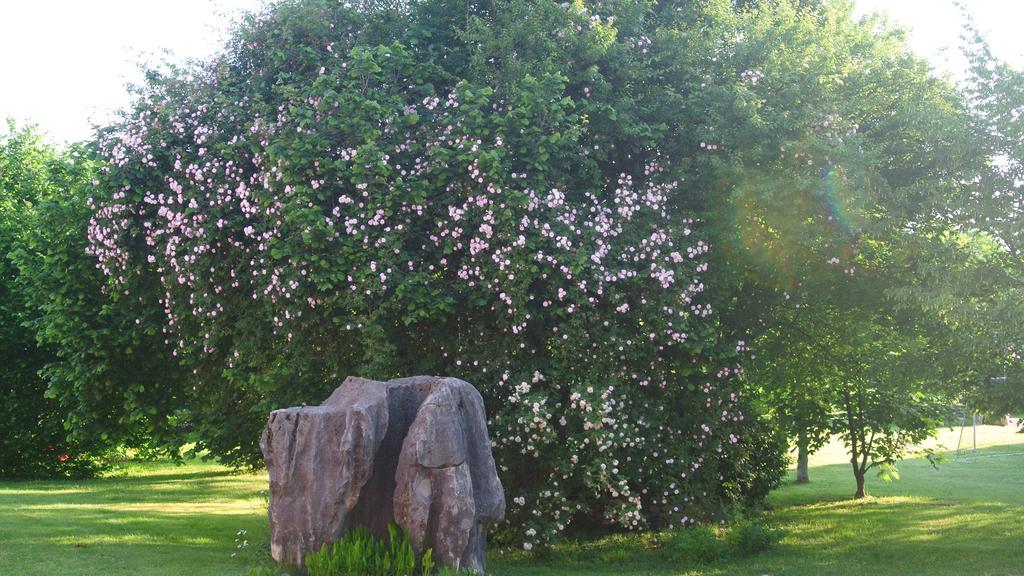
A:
260 378 390 567
260 376 505 573
393 378 506 574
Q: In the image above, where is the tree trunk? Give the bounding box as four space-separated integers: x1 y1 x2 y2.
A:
853 470 866 498
842 389 867 499
796 431 810 484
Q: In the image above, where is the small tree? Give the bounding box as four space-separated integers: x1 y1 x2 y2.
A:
770 302 952 499
751 319 833 484
828 316 948 498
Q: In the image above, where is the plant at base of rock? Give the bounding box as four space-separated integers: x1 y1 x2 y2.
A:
726 519 784 558
419 549 434 575
304 524 437 576
384 524 417 574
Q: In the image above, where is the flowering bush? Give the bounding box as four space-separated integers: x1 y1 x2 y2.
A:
85 0 782 546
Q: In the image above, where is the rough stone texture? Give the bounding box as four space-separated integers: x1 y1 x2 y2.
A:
394 378 506 573
260 376 505 573
260 378 389 567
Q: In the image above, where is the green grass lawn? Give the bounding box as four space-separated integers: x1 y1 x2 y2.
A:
0 461 270 575
1 425 1021 575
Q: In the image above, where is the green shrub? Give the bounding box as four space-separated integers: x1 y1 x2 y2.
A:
664 525 725 565
662 519 781 566
716 420 789 507
434 568 476 576
727 519 784 558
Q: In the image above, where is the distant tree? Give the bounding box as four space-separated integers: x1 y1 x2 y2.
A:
959 24 1024 413
700 3 984 493
889 15 1024 416
751 315 833 484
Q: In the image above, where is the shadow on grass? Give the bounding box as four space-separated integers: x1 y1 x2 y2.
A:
1 467 267 506
0 460 271 576
492 496 1024 576
492 444 1024 576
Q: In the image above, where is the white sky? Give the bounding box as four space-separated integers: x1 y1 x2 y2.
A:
1 0 263 144
2 0 1023 145
853 0 1024 77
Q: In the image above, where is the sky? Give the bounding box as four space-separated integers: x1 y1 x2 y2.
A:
853 0 1024 76
1 0 263 144
3 0 1024 145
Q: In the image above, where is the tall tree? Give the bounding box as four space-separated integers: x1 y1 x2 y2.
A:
890 15 1024 416
0 122 106 478
700 2 984 493
12 142 190 458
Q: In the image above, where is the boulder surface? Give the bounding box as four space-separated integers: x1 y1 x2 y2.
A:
260 376 505 572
